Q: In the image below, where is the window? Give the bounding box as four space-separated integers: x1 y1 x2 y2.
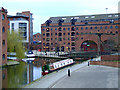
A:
55 28 57 30
90 27 92 29
46 33 50 37
76 32 79 35
63 28 65 30
43 43 45 46
110 26 113 29
68 33 70 35
2 40 5 46
51 38 53 40
100 26 102 29
76 27 79 30
58 19 64 26
11 23 14 30
59 27 62 31
105 26 108 29
81 27 83 30
55 38 57 40
71 32 75 36
59 38 62 41
115 26 118 29
2 73 5 80
91 16 95 18
85 27 88 30
58 33 62 36
76 37 79 40
68 28 70 30
2 14 5 20
71 42 75 46
46 28 49 32
43 34 45 36
95 27 97 29
116 31 118 34
46 43 49 46
46 38 50 41
55 33 57 35
63 33 65 35
2 54 5 60
2 27 5 32
71 37 75 41
71 27 75 31
81 37 83 39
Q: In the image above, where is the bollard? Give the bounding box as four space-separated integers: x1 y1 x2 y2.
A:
68 69 70 77
88 61 89 66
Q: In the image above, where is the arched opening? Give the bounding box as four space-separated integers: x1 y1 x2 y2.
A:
61 46 64 52
102 39 116 51
81 40 97 52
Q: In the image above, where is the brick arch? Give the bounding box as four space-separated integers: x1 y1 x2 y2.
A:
79 39 98 47
80 40 98 51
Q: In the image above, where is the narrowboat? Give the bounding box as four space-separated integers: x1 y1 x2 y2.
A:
42 59 74 75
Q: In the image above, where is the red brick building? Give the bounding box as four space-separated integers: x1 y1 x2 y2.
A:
32 33 42 50
41 13 119 52
0 7 8 66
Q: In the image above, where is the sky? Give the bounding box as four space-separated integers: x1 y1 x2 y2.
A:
0 0 120 34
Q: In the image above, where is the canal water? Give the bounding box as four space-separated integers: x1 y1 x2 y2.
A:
2 58 60 88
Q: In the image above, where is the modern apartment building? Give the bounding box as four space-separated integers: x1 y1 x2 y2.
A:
41 13 119 52
0 7 8 66
8 11 33 49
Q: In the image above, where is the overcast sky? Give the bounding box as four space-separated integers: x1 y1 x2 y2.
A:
0 0 120 34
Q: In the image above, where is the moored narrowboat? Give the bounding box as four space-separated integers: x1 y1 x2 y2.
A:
42 59 74 75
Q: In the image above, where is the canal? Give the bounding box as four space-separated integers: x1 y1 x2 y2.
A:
2 58 61 88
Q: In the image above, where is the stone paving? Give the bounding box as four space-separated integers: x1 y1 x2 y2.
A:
51 65 118 88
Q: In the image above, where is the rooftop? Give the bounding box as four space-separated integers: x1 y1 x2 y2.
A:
45 13 119 24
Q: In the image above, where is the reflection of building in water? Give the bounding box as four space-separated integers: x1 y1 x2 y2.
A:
2 69 7 88
27 63 42 83
27 64 33 84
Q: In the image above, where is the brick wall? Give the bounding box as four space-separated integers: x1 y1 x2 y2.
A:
101 55 120 61
0 10 2 66
90 61 120 67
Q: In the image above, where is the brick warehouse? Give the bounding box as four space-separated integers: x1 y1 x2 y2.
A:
41 13 119 52
0 7 8 66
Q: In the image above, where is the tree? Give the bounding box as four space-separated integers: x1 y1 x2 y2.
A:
7 30 25 59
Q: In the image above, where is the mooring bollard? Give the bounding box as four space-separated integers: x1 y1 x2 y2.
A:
68 69 70 77
88 61 89 66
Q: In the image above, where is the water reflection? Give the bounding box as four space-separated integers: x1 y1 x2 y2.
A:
2 58 59 88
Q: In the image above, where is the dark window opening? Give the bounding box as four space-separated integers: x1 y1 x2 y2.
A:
2 27 5 32
58 33 62 36
2 54 5 60
46 33 50 37
71 27 75 31
71 32 75 36
2 40 5 46
59 27 62 31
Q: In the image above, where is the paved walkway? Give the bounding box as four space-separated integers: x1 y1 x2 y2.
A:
24 61 119 88
24 61 89 88
51 65 118 88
